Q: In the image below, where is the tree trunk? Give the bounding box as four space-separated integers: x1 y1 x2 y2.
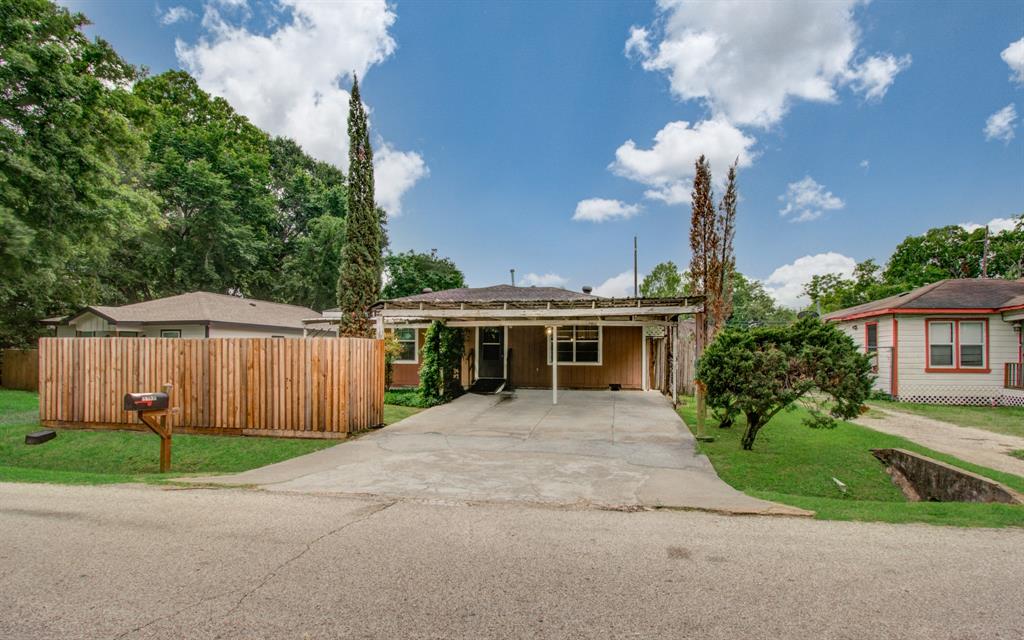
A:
741 412 763 450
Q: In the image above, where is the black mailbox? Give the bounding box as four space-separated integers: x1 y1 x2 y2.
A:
123 392 169 412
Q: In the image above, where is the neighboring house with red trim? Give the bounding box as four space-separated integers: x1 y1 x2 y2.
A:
823 279 1024 406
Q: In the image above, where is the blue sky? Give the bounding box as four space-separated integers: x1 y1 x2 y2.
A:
68 0 1023 306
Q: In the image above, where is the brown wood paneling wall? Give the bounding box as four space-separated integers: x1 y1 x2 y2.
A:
508 326 642 390
1 349 39 391
37 337 384 438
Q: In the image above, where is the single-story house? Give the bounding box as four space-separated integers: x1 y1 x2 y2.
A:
824 278 1024 406
361 284 703 403
43 291 330 339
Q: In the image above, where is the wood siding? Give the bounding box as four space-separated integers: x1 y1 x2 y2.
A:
37 337 384 438
508 326 642 389
1 349 39 391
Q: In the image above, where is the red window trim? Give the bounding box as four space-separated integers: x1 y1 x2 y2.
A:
924 317 990 374
863 321 879 354
864 321 879 374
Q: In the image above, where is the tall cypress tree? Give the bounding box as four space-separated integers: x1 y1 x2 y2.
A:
337 74 384 337
688 155 719 346
712 160 739 334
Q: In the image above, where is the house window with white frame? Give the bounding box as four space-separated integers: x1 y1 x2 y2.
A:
958 321 985 368
928 321 954 367
548 326 601 365
394 328 418 363
927 319 986 370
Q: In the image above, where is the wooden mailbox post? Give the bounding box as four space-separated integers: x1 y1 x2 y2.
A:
123 383 176 473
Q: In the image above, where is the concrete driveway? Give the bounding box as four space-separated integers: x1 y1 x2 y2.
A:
197 390 805 515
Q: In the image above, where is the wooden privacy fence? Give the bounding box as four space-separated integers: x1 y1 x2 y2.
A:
38 337 384 438
1 349 39 391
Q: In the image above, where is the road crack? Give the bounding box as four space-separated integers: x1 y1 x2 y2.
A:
112 500 397 640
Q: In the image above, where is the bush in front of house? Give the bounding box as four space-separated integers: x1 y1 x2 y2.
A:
384 388 438 408
697 317 873 450
418 321 465 406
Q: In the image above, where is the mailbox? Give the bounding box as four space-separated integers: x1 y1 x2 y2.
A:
123 392 169 412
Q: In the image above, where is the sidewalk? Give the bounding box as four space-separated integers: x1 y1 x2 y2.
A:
854 406 1024 477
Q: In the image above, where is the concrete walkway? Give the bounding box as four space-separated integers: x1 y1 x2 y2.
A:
192 390 807 515
855 406 1024 477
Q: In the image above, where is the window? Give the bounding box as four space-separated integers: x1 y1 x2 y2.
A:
160 330 181 338
117 331 140 338
394 328 418 363
547 326 601 365
926 319 987 371
928 321 954 367
959 321 985 368
865 322 878 373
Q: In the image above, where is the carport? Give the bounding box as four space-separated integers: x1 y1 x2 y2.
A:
369 286 704 404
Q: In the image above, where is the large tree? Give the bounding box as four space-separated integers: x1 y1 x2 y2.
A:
134 71 279 299
336 75 384 336
382 249 465 300
730 273 796 328
0 0 157 346
640 261 688 298
697 317 873 450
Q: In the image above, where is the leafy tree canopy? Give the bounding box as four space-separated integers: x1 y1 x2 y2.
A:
729 273 796 328
640 261 689 298
805 220 1024 314
697 317 873 450
383 249 466 300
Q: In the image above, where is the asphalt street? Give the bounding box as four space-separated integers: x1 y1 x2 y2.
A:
1 482 1021 639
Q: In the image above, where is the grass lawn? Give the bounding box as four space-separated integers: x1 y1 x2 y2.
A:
678 397 1024 528
1 388 421 485
870 400 1024 439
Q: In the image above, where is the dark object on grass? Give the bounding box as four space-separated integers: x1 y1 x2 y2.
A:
25 429 57 445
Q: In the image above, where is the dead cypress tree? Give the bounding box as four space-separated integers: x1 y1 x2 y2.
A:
712 159 738 335
336 74 383 337
688 155 718 344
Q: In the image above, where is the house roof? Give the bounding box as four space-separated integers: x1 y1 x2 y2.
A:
49 292 321 330
823 279 1024 321
367 285 702 322
380 284 600 305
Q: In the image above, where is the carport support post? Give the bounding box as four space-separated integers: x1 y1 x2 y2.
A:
550 325 558 405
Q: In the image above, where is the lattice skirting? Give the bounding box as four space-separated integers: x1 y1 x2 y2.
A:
895 394 1024 407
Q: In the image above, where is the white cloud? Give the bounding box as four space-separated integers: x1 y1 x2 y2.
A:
843 53 912 102
778 176 845 222
374 143 428 216
572 198 642 222
160 6 195 25
984 104 1018 144
762 252 857 309
859 159 870 170
520 273 569 288
610 119 755 204
593 270 639 298
176 0 427 215
1002 36 1024 85
626 0 910 128
960 217 1021 234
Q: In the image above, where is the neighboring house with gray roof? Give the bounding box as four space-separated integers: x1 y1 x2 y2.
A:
823 278 1024 405
44 292 328 339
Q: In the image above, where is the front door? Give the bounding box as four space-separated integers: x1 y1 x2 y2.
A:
478 327 505 379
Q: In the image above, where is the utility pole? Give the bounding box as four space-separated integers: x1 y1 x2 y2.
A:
633 236 638 297
981 226 990 278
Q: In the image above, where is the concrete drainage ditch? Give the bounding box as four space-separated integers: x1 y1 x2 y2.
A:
872 448 1024 504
